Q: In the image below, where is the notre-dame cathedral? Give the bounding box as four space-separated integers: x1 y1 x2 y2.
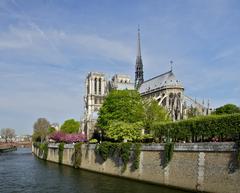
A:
81 28 211 139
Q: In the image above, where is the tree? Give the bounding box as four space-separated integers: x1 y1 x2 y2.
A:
33 118 50 142
60 119 80 133
143 99 170 130
214 104 240 115
97 90 144 141
97 90 144 130
106 121 142 142
48 127 56 134
1 128 16 142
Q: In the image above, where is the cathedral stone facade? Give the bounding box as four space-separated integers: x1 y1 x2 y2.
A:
82 72 134 139
81 29 210 139
139 70 185 121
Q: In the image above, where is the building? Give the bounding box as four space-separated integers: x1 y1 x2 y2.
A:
81 28 210 139
81 72 134 139
139 70 185 121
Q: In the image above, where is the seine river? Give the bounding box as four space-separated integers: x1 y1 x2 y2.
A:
0 148 190 193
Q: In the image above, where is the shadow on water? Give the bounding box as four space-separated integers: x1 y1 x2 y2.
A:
0 148 192 193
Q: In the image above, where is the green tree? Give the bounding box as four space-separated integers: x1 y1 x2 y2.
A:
97 90 144 130
143 99 170 130
33 118 50 142
60 119 80 133
106 121 142 142
214 104 240 115
48 127 56 134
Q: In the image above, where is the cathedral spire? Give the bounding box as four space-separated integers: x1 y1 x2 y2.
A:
135 26 144 89
137 25 141 58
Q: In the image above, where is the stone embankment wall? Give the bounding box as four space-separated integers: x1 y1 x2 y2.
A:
32 142 240 193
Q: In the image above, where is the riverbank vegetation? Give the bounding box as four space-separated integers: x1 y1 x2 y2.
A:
95 142 141 172
58 142 64 164
73 142 83 168
32 90 240 169
32 118 83 143
152 113 240 142
49 131 85 143
97 90 169 142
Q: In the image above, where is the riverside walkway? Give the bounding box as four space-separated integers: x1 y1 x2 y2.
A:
0 142 31 153
0 144 17 153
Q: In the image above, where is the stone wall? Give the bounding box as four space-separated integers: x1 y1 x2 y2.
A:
32 142 240 193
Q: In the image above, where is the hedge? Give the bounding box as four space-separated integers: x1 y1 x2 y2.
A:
152 114 240 142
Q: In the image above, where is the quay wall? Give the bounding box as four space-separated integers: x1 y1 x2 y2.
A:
32 142 240 193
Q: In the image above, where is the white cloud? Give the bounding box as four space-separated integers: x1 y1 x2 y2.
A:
0 26 135 65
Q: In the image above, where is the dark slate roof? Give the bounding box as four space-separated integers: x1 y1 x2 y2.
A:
139 71 184 94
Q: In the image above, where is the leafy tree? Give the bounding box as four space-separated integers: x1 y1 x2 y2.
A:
60 119 80 133
97 90 144 130
143 99 170 130
106 121 142 142
1 128 16 142
214 104 240 115
48 127 56 134
33 118 50 142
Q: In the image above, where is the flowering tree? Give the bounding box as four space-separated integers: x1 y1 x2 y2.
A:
49 131 86 143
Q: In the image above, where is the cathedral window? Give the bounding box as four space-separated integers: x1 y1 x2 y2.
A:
94 78 97 94
87 79 89 94
99 78 101 94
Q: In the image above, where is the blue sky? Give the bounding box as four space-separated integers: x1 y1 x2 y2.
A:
0 0 239 135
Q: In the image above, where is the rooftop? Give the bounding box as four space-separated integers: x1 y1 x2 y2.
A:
139 70 184 94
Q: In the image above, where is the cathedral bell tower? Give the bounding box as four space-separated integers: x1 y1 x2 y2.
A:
135 27 144 89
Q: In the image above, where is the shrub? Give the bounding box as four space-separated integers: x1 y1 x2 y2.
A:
74 142 83 168
132 143 141 170
152 114 240 142
214 104 240 115
163 142 174 167
95 142 117 161
42 143 48 160
89 138 98 144
33 142 40 148
95 142 141 172
58 142 64 164
120 143 132 172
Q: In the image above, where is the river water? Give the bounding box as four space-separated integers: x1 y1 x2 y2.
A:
0 148 189 193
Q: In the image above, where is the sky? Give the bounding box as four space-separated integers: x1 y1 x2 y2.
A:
0 0 240 135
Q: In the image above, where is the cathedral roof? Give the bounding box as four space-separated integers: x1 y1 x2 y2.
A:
139 70 184 95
